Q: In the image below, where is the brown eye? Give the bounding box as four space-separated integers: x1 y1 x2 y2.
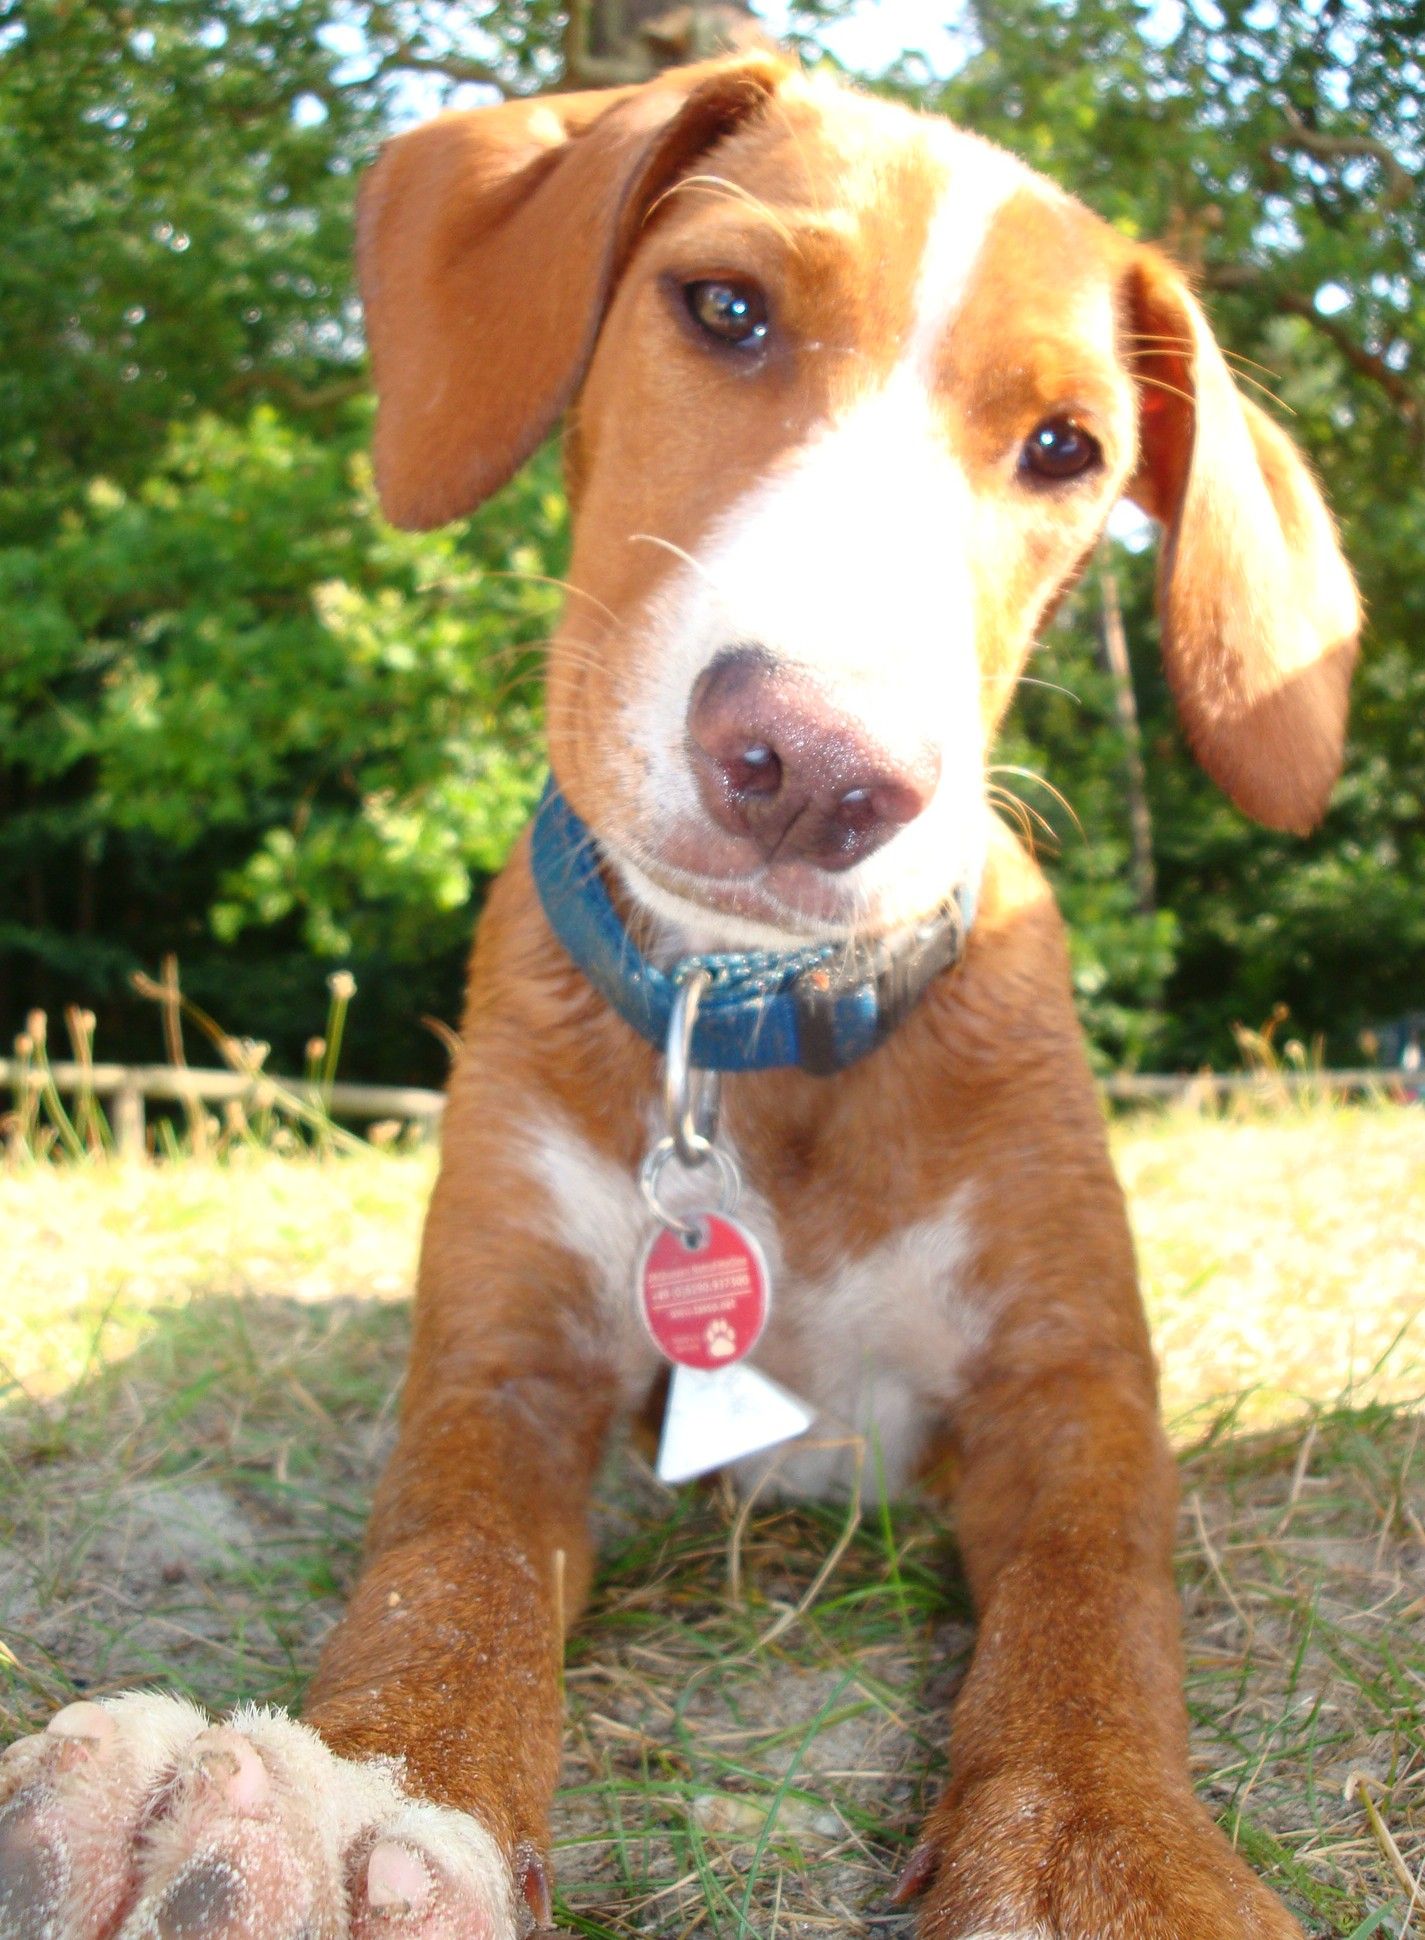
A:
683 278 769 350
1021 417 1102 482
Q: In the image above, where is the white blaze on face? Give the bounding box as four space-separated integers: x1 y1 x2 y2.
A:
618 128 1042 945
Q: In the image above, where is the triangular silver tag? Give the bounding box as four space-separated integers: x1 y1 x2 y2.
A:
656 1361 815 1485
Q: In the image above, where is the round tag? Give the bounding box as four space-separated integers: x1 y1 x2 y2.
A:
638 1214 769 1370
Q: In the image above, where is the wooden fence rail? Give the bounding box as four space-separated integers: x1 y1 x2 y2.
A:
0 1058 445 1159
1098 1067 1413 1102
1 1060 1416 1162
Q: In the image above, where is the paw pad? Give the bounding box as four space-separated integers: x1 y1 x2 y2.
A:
366 1841 433 1915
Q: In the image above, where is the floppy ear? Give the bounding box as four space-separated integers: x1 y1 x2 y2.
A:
358 54 786 530
1125 250 1361 834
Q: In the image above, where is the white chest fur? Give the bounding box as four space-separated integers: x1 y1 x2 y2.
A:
523 1112 987 1499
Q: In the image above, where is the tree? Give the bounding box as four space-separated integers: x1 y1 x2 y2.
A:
1 0 1420 1080
0 0 570 1075
564 0 764 83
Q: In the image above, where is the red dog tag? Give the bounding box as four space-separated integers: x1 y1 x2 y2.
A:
638 1214 769 1369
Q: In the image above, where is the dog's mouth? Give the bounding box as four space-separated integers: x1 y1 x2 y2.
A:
560 709 986 958
578 749 993 957
606 835 919 956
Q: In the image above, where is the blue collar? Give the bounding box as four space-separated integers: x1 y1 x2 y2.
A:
529 782 976 1076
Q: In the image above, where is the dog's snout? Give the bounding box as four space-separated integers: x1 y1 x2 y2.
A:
686 648 940 871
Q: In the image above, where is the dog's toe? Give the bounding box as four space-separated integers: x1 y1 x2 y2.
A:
118 1718 340 1940
364 1840 434 1915
348 1804 514 1940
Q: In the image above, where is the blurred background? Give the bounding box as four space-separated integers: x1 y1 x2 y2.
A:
0 0 1420 1086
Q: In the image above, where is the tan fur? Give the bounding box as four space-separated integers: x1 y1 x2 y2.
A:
1125 251 1361 832
325 52 1357 1939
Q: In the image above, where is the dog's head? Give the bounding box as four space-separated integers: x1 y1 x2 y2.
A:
359 56 1359 949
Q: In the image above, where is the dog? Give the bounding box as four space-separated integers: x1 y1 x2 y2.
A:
0 50 1359 1940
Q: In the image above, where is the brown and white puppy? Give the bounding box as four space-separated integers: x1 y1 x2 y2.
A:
0 52 1359 1940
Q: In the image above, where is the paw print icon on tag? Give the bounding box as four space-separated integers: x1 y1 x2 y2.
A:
705 1319 737 1359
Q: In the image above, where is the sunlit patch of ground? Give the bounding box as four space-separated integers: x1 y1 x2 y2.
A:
1122 1108 1425 1429
1 1106 1421 1936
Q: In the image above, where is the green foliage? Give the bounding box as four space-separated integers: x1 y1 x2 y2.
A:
995 572 1182 1070
5 403 560 947
0 0 1421 1077
0 0 569 1077
0 399 563 1075
0 0 370 537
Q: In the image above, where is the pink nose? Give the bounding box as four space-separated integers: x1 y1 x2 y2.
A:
686 649 940 871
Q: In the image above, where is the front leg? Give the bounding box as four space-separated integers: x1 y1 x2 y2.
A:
912 1308 1302 1936
302 1323 614 1934
0 1098 617 1940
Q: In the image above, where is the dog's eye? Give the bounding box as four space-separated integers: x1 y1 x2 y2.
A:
1021 417 1102 482
684 279 769 350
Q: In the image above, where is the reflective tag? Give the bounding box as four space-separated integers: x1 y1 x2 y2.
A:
656 1361 816 1485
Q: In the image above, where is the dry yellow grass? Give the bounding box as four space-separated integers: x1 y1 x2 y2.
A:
5 1103 1419 1424
1122 1108 1425 1428
0 1148 429 1400
1 1104 1421 1937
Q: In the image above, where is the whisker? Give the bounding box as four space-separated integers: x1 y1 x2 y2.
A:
481 569 619 626
1124 338 1288 407
1125 331 1285 382
988 764 1083 837
1004 674 1085 704
1125 351 1287 409
986 787 1036 847
1133 373 1198 411
1220 367 1295 413
644 173 801 250
628 531 720 590
1219 351 1286 381
989 783 1059 845
481 631 610 673
489 670 541 711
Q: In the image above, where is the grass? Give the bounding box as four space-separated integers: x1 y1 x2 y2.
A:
1 1103 1422 1936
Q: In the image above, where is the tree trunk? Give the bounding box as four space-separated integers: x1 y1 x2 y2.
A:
565 0 766 85
1097 560 1157 915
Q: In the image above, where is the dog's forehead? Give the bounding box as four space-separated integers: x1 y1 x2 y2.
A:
692 78 1122 368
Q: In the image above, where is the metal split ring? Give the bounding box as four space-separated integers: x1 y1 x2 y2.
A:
664 967 721 1167
639 1134 741 1241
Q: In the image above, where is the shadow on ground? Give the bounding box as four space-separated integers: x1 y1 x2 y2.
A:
1 1288 1420 1936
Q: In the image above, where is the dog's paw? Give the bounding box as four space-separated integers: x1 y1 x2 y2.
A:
0 1694 518 1940
900 1776 1305 1940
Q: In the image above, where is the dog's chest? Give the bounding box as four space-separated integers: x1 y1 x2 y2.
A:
527 1113 987 1498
